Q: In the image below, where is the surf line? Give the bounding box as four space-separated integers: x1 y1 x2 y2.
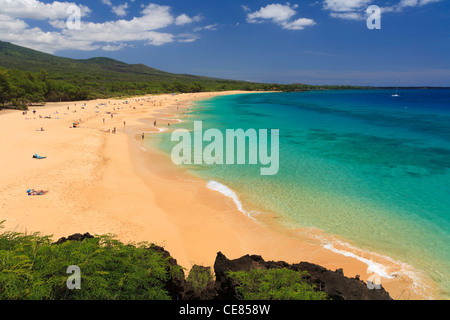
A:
206 180 259 222
170 121 279 176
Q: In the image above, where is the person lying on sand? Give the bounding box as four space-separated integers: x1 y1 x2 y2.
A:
27 189 49 196
33 154 47 159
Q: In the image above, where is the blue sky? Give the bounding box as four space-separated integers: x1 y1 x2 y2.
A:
0 0 449 86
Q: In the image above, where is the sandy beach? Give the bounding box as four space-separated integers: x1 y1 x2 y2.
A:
0 91 438 300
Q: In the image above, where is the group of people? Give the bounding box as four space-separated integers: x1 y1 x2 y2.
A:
24 96 176 198
25 103 90 198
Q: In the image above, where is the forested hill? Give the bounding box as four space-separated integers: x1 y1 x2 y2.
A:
0 40 363 109
0 40 223 83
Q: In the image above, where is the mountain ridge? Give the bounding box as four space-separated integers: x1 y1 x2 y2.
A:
0 40 224 82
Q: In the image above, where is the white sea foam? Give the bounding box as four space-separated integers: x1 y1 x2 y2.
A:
321 237 437 298
206 180 257 222
146 127 169 133
322 242 395 279
317 235 434 295
160 117 183 123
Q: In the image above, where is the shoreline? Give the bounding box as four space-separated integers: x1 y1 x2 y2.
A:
0 91 440 300
145 94 441 300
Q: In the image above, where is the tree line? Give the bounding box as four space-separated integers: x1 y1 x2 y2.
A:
0 66 369 110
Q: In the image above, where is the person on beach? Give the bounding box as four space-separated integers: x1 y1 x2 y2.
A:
154 121 157 126
27 189 48 196
142 133 145 139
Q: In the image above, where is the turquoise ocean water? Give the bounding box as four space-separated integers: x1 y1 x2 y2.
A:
150 89 450 298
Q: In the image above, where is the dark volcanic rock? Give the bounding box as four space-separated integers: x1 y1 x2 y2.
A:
291 261 391 300
53 232 94 245
213 252 392 300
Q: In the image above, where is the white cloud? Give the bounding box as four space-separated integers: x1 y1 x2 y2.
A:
322 0 370 20
177 33 200 43
382 0 442 12
175 14 193 25
111 3 129 17
0 14 28 32
323 0 371 12
323 0 443 20
247 3 297 23
175 13 202 25
0 26 100 53
397 0 441 7
245 3 315 30
0 0 90 20
0 1 207 53
101 0 112 6
242 5 251 13
102 43 128 51
329 11 365 20
193 23 219 32
282 18 316 30
203 24 219 31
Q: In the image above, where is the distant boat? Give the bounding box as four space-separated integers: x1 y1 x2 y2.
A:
392 88 400 97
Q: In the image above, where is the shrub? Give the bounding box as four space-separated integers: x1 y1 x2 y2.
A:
0 223 180 300
186 265 214 294
227 268 328 300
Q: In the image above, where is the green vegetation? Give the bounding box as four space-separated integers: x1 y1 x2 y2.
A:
0 221 330 300
0 40 371 110
186 265 214 294
0 223 183 300
227 268 328 300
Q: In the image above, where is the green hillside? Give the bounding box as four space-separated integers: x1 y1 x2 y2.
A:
0 40 223 83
